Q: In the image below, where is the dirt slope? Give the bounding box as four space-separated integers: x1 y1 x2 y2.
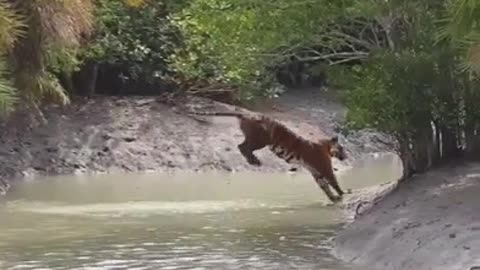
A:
334 162 480 270
0 88 391 182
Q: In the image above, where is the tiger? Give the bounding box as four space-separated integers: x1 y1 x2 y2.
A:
188 110 348 203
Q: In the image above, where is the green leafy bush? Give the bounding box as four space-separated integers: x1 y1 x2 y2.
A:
82 0 182 85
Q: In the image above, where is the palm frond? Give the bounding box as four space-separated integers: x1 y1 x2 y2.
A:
29 0 94 47
437 0 480 74
0 1 26 52
0 57 18 115
10 0 94 105
15 68 69 106
459 39 480 74
446 0 480 37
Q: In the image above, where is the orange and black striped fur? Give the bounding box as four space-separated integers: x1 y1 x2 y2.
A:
189 111 348 203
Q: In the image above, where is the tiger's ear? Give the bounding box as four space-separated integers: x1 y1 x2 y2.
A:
330 136 338 143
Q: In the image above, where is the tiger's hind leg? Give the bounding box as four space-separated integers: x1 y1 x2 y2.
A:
327 175 345 197
237 117 269 166
315 175 341 203
238 139 266 166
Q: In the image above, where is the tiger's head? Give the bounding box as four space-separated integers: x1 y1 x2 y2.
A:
328 136 347 161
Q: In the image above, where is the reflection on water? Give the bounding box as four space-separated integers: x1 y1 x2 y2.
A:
0 153 402 270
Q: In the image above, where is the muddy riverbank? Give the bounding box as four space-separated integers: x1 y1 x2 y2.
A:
334 161 480 270
0 88 393 183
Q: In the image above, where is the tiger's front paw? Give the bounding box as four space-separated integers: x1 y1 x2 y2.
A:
330 195 343 204
248 158 262 166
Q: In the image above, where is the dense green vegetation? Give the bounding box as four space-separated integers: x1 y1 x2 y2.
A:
69 0 185 96
0 0 480 179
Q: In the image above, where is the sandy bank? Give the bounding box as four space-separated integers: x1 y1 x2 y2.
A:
334 162 480 270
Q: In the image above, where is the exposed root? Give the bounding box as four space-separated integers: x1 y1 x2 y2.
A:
353 180 400 219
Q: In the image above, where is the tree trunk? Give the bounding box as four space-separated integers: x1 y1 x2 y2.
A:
462 74 480 158
465 125 480 158
84 62 99 97
75 61 99 96
432 121 441 163
398 138 415 180
440 127 459 158
59 71 76 96
412 131 432 173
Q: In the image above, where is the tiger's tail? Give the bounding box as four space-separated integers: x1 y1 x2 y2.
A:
187 111 246 119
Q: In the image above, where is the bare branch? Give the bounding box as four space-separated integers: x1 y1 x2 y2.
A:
328 30 373 49
370 22 381 47
293 51 369 63
327 55 368 65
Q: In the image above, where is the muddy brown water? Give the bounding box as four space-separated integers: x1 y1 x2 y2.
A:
0 153 402 270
